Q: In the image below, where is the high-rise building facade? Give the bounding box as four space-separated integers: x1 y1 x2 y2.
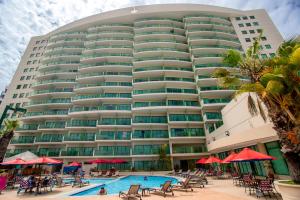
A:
2 4 283 170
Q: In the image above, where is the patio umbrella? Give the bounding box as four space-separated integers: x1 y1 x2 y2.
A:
88 159 110 164
109 159 127 164
205 156 222 164
25 156 63 165
221 152 238 164
65 162 81 167
196 157 207 164
0 158 27 165
231 148 275 162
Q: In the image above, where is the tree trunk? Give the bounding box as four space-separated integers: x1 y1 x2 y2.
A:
0 131 14 162
284 152 300 183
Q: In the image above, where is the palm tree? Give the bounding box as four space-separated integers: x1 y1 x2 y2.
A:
212 36 300 183
158 144 171 170
0 119 20 162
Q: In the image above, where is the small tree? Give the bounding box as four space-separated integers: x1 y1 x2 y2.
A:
0 119 20 162
212 36 300 183
158 144 171 170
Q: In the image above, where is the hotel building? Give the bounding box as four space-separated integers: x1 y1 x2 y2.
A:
1 4 288 174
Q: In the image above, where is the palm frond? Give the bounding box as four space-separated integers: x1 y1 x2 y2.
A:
223 50 242 67
248 94 258 116
257 98 267 122
212 68 231 78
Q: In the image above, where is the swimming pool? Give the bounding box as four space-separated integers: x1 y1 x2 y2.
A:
71 175 178 196
63 178 113 185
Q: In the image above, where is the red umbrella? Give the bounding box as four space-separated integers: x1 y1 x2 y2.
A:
205 156 222 164
88 159 110 164
109 159 127 164
231 148 275 162
65 162 81 167
0 158 27 165
25 156 62 165
222 152 238 164
196 157 207 164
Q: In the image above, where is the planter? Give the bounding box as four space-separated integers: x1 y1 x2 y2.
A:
275 180 300 200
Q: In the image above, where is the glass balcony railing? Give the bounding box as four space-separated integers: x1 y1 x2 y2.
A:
185 14 229 20
133 116 167 123
171 128 205 137
194 63 232 68
169 114 203 122
167 100 199 106
133 100 199 108
95 146 131 156
200 86 238 91
5 149 37 157
64 133 95 141
134 66 193 72
135 39 187 44
28 98 71 106
35 134 63 143
33 79 76 86
16 124 39 131
133 88 197 95
42 61 80 66
86 45 133 50
67 120 97 127
189 36 240 43
49 31 86 39
204 112 223 120
79 62 132 69
135 18 182 23
135 47 188 53
135 31 185 36
25 110 68 117
48 38 83 45
134 77 194 83
73 93 131 100
135 24 184 29
61 148 94 156
40 69 78 76
37 148 61 157
134 57 190 62
39 122 66 129
134 102 166 108
194 53 224 58
31 88 73 95
133 130 169 139
89 24 132 29
98 118 131 125
70 104 131 112
87 30 133 35
186 21 232 27
133 144 169 155
187 28 235 34
202 98 231 104
10 136 35 144
78 72 132 78
75 82 132 89
44 46 84 53
43 53 82 59
81 53 133 59
85 37 133 42
172 145 207 154
96 131 131 140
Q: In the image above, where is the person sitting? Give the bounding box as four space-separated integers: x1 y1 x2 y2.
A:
98 187 107 195
27 176 36 193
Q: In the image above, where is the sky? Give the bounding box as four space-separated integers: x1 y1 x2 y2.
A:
0 0 299 91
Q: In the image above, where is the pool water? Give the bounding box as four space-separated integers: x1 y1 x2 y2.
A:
71 175 178 196
63 178 113 185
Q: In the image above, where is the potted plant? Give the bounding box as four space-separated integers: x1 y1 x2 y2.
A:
213 35 300 199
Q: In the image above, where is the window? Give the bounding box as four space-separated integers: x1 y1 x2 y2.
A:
253 22 259 26
26 76 31 80
33 47 37 51
29 68 34 72
15 103 21 108
235 17 241 20
259 45 263 50
238 23 244 27
23 68 28 73
32 60 37 64
25 93 29 97
22 102 28 107
261 36 267 41
36 53 40 57
257 29 263 33
245 38 251 42
19 93 25 98
249 16 255 19
35 67 39 71
30 54 34 57
269 53 276 58
35 41 40 44
23 84 28 89
32 75 35 79
16 85 21 89
242 16 248 20
12 94 18 98
39 46 43 50
20 76 25 80
241 30 247 34
249 30 255 34
261 54 268 59
27 61 31 65
41 40 45 43
29 84 32 88
265 44 272 49
246 23 251 27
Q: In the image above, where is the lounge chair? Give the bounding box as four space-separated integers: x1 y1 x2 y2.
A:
172 176 193 192
103 171 111 177
181 170 191 177
167 170 175 175
149 180 174 197
72 176 89 188
90 171 99 177
175 169 182 176
119 184 142 200
112 171 120 177
256 180 277 199
192 172 208 185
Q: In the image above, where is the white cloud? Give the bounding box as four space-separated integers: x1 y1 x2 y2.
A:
0 0 299 91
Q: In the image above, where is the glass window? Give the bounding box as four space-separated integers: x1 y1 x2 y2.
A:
257 29 263 33
269 53 276 58
27 61 31 65
245 38 251 42
261 54 268 59
253 22 259 26
19 93 24 98
23 68 28 73
16 85 21 89
33 47 37 51
261 36 267 41
246 23 251 27
12 94 18 98
242 16 248 20
249 16 255 19
241 30 247 34
30 54 34 57
265 44 272 49
249 30 255 34
35 41 40 44
235 17 241 20
238 23 244 27
265 141 289 175
26 76 31 80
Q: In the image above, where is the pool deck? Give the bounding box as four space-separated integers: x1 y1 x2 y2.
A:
0 178 280 200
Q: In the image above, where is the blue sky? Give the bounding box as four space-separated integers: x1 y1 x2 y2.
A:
0 0 299 91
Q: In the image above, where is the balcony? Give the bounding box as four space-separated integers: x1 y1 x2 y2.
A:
75 82 132 90
96 131 131 141
133 88 197 95
38 122 66 130
132 130 169 139
133 116 167 124
30 88 73 98
77 71 132 79
172 145 207 155
94 146 131 156
134 66 192 72
16 124 39 132
98 118 131 126
132 144 169 155
66 120 97 128
35 134 63 143
32 79 76 88
133 76 194 83
27 98 72 108
201 98 231 108
64 133 95 142
72 93 131 102
5 149 37 158
79 62 132 70
61 148 94 157
10 136 35 144
134 57 190 62
203 112 223 121
37 149 61 157
70 104 131 114
25 110 68 118
199 86 238 91
169 114 203 124
170 128 205 137
135 39 187 45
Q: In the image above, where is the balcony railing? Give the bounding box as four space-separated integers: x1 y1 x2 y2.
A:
70 104 131 112
98 118 131 125
77 71 132 78
133 88 197 95
10 136 35 144
39 122 66 129
132 130 169 139
25 110 68 117
169 114 203 122
133 145 169 155
75 82 132 89
134 77 194 83
64 133 95 141
16 124 39 131
95 147 131 156
172 145 207 154
35 135 63 143
202 98 231 104
170 128 205 137
66 120 97 127
134 66 192 72
96 131 131 140
133 116 167 123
